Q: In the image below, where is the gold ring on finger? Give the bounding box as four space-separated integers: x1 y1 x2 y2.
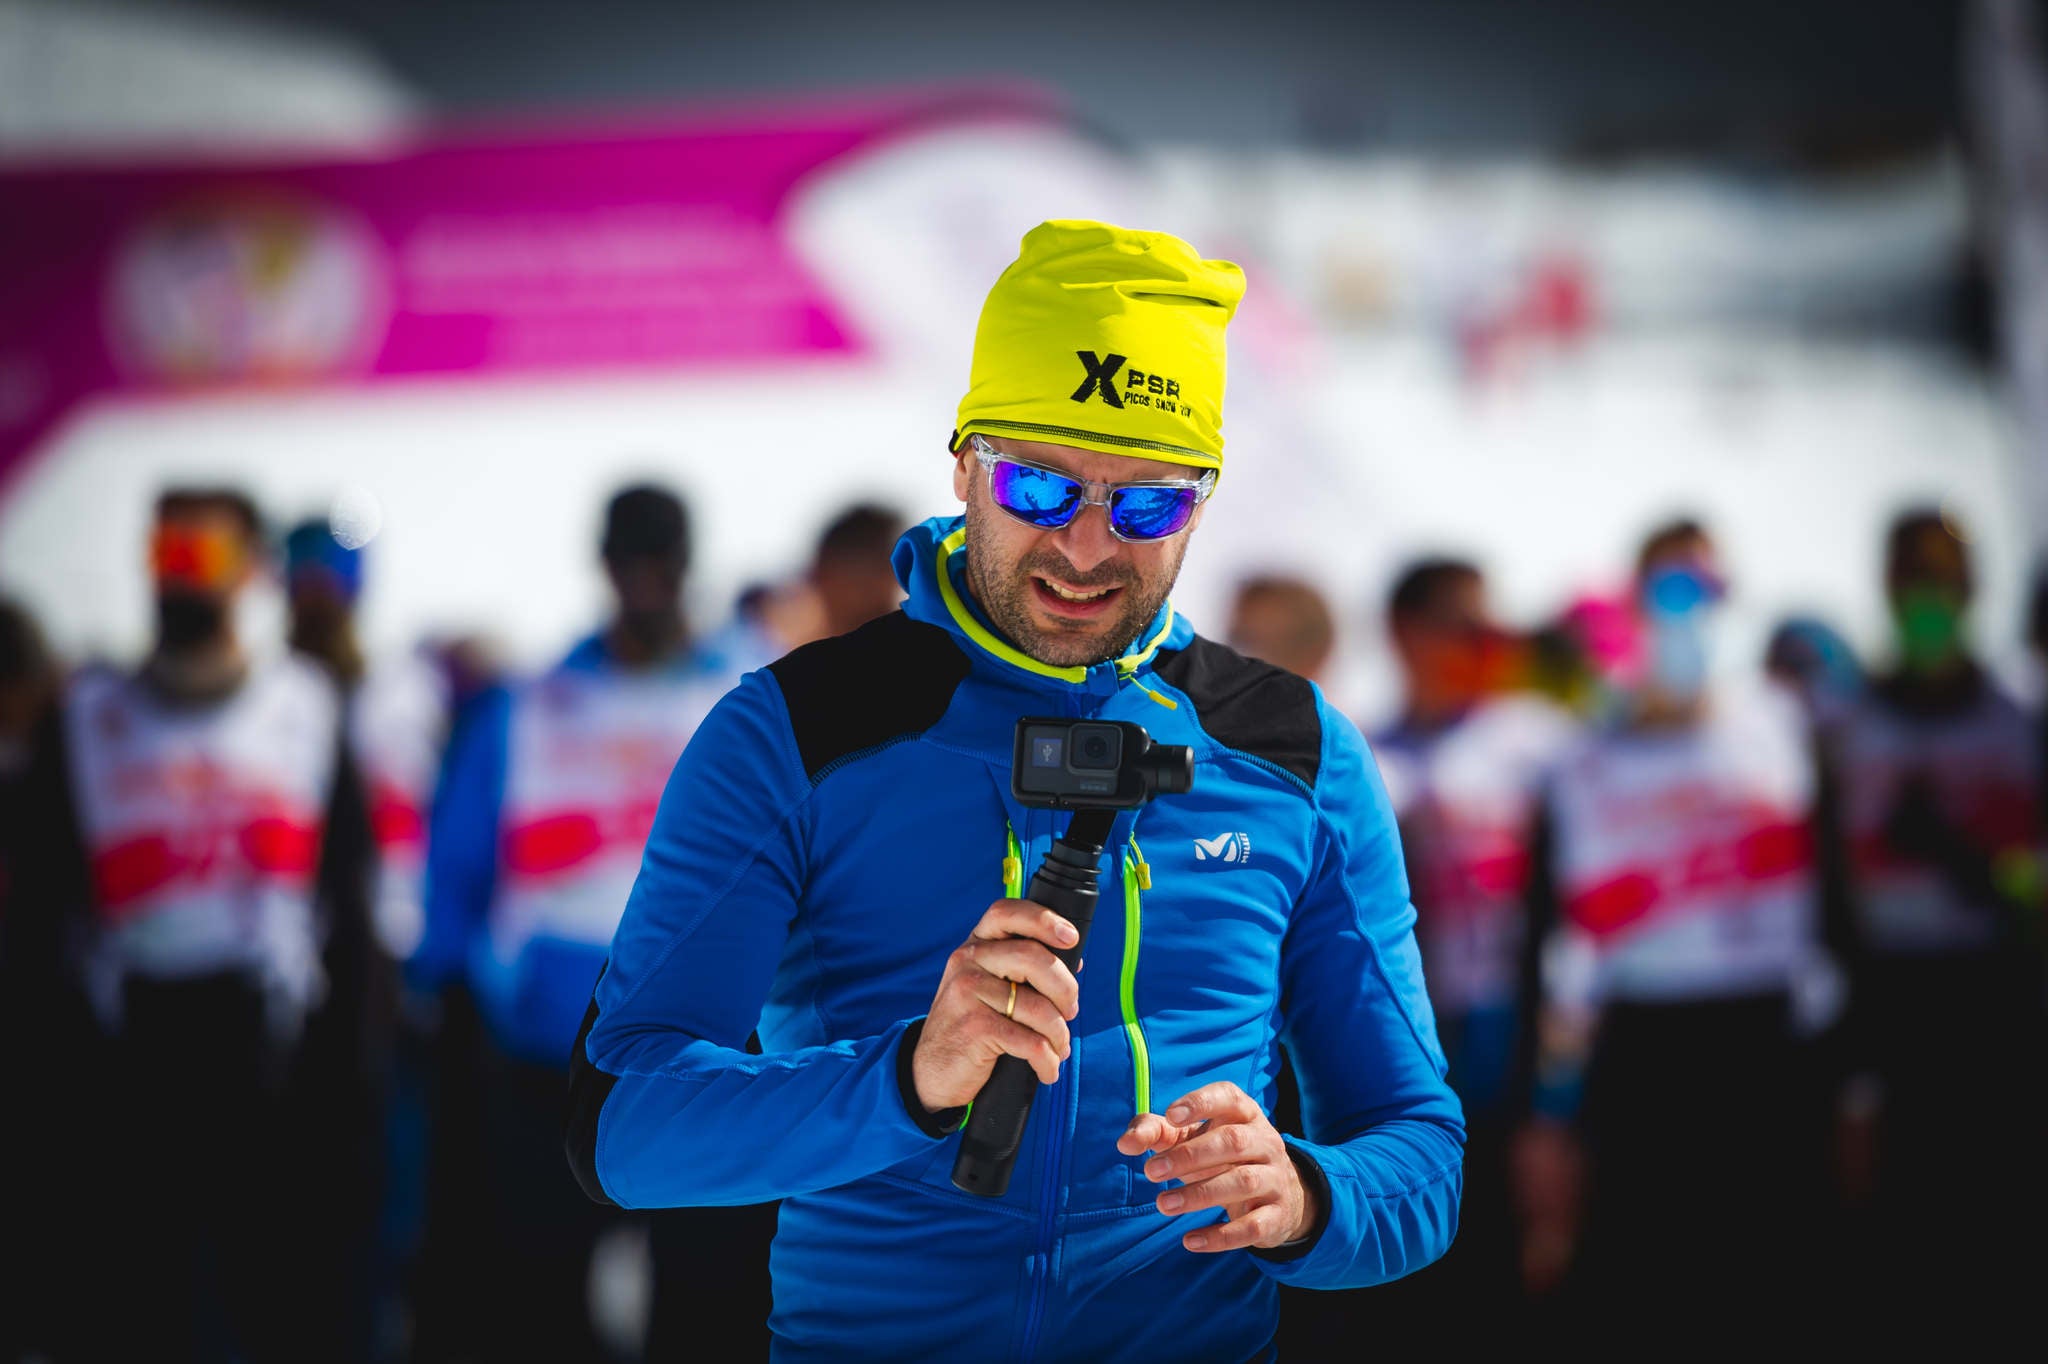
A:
1004 980 1018 1020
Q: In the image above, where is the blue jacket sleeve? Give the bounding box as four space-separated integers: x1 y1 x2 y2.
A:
1253 701 1466 1290
409 684 511 995
564 670 952 1209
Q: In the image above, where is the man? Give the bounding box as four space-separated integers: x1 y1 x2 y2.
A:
420 483 752 1361
1225 573 1337 686
283 514 454 1357
565 220 1464 1361
1822 508 2045 1339
23 487 373 1361
1366 559 1574 1318
701 501 910 671
0 597 76 1363
1764 615 1863 735
286 516 451 964
807 501 911 642
1516 519 1831 1339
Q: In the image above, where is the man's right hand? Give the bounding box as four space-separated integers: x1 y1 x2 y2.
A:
912 898 1081 1112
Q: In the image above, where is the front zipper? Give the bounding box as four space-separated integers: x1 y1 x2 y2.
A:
1018 810 1064 1362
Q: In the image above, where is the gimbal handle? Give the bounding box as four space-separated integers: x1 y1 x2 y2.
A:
950 809 1116 1198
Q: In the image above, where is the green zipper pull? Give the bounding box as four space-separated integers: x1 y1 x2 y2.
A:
1121 835 1152 1115
1003 824 1023 899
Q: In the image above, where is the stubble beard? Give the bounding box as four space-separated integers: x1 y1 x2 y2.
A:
961 497 1188 669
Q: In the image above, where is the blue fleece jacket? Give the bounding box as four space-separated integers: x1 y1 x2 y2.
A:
566 518 1463 1361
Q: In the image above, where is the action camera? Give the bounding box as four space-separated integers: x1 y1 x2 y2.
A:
1011 719 1193 810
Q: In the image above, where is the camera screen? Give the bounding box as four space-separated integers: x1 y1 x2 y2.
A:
1029 734 1064 768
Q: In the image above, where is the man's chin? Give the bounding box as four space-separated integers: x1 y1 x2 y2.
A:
1019 613 1136 668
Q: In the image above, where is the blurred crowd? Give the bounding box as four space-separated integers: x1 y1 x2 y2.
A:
1 480 2045 1360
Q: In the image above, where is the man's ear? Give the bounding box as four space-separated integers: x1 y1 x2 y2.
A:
952 446 974 503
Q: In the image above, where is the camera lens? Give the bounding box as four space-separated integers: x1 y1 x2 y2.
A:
1069 724 1122 771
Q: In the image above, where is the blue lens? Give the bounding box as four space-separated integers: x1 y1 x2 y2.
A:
989 460 1082 528
1108 485 1198 540
1644 567 1710 616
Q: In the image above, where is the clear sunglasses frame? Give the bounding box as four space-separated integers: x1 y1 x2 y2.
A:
969 434 1215 543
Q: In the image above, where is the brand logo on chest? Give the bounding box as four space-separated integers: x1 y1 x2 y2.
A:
1193 831 1252 865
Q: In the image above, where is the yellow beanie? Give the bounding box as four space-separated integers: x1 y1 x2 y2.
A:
951 220 1245 474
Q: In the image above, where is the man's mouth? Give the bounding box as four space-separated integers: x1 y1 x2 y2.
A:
1032 575 1122 617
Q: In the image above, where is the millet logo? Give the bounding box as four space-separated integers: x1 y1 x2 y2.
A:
1193 831 1252 865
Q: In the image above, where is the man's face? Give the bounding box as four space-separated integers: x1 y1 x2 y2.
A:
288 571 352 634
1391 575 1497 705
152 506 254 602
1887 525 1972 671
1227 592 1330 682
816 558 905 635
953 436 1205 668
605 551 685 623
151 505 255 647
1887 525 1971 614
1636 535 1724 613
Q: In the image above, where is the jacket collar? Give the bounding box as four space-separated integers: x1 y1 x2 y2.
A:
893 516 1191 699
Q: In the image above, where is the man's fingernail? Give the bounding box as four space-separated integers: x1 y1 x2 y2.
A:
1166 1105 1191 1123
1145 1159 1169 1180
1160 1192 1185 1213
1186 1234 1207 1250
1057 922 1078 944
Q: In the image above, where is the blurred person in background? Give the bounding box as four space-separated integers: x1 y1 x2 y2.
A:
416 483 756 1362
807 501 911 643
1529 592 1640 722
2030 562 2048 766
1821 507 2045 1340
14 487 375 1362
0 596 81 1363
1764 615 1865 736
1224 573 1337 686
702 501 911 671
284 514 454 1360
1361 558 1576 1324
1515 518 1833 1342
642 497 904 1364
1220 571 1343 1349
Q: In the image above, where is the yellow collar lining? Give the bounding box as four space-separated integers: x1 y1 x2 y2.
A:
934 527 1174 685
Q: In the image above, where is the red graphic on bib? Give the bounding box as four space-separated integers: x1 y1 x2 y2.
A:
1565 803 1811 940
90 776 323 922
503 797 663 880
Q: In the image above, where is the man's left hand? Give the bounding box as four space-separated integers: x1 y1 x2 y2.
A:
1115 1082 1315 1253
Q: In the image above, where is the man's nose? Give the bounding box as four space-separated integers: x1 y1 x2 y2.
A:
1050 502 1120 576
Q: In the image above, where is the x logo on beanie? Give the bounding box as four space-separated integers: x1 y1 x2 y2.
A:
1071 351 1128 408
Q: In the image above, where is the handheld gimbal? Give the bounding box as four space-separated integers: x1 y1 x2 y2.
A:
950 719 1193 1198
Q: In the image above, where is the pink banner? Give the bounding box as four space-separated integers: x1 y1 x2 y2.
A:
0 87 1062 498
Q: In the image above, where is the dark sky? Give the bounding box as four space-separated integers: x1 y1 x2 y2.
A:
225 0 1964 158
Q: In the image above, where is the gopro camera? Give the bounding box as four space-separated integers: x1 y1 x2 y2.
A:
1011 718 1193 810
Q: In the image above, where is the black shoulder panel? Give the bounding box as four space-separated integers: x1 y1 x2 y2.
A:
1152 635 1322 789
768 610 972 781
